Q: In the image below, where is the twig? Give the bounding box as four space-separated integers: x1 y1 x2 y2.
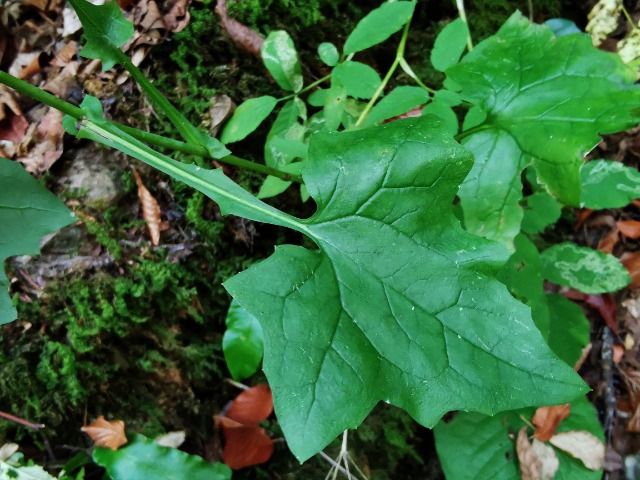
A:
602 327 617 441
0 411 45 430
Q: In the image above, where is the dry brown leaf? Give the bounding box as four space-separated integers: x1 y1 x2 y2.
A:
209 94 235 136
17 108 64 173
132 169 162 246
163 0 191 32
81 416 127 450
43 61 79 97
218 418 274 470
50 41 78 67
618 220 640 239
225 385 273 425
613 343 625 364
215 0 263 57
598 227 619 253
621 251 640 289
549 430 605 470
532 439 559 480
533 404 571 442
155 430 186 448
517 427 542 480
0 86 22 122
0 113 29 145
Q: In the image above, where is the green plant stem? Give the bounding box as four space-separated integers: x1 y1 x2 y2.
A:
0 70 302 183
280 74 331 101
355 13 414 127
454 123 493 141
398 59 438 94
621 5 640 32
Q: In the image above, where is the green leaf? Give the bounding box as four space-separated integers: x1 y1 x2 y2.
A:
262 31 303 92
546 293 590 367
0 158 75 325
462 105 487 130
541 242 631 294
343 1 415 54
331 61 382 100
497 234 550 339
431 18 470 72
257 176 292 199
264 100 306 168
318 42 339 67
521 192 562 235
422 100 458 135
433 89 462 106
434 396 603 480
447 12 640 207
308 89 328 107
458 131 529 250
224 117 586 461
364 86 430 126
93 435 231 480
323 81 346 131
581 159 640 209
223 299 264 380
67 0 133 71
220 96 278 144
0 461 59 479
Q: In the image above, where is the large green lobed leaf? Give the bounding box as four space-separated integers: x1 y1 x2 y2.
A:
225 117 586 461
0 158 75 325
449 12 640 248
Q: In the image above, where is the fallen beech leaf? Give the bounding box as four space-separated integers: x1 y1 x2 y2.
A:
0 85 22 122
217 416 274 470
81 416 127 450
533 439 559 480
549 430 605 470
618 220 640 240
163 0 191 32
0 114 29 145
209 94 235 136
132 169 162 246
533 403 571 442
43 61 79 97
17 108 64 173
621 251 640 289
225 385 273 425
215 0 263 57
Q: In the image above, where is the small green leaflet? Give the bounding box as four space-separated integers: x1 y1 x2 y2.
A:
364 86 430 126
225 117 586 461
431 18 470 72
332 61 382 100
434 396 604 480
318 42 339 67
541 242 631 294
220 96 278 144
262 31 303 92
449 12 640 249
343 1 415 55
257 175 291 199
94 435 232 480
323 81 347 131
581 159 640 209
67 0 133 71
0 158 76 325
223 300 264 381
422 101 458 135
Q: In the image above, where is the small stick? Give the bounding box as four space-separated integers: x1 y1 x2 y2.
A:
0 411 45 430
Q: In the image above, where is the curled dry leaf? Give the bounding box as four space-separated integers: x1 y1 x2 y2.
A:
533 403 571 442
81 415 127 450
209 94 235 136
132 169 162 246
598 226 619 254
0 86 21 122
155 430 186 448
618 220 640 240
224 384 273 425
50 41 78 67
215 0 263 57
549 430 605 470
563 289 618 331
532 439 559 480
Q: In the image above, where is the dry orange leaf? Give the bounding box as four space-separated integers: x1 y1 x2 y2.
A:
81 416 127 450
532 404 571 442
597 227 619 254
132 169 162 246
618 220 640 240
225 385 273 425
216 416 274 470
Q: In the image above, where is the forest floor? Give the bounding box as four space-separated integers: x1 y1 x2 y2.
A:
1 0 639 478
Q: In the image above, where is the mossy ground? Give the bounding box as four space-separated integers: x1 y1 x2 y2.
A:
2 0 568 477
